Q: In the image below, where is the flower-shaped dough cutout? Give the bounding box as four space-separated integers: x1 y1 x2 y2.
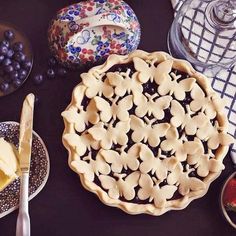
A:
94 95 133 122
63 133 99 156
138 174 177 208
71 152 110 182
170 100 209 135
139 145 178 181
130 115 170 147
107 70 143 97
161 127 201 161
197 121 234 150
190 83 217 119
167 163 206 195
100 144 141 173
133 93 172 119
81 72 113 98
187 138 224 177
158 71 196 101
99 172 140 200
62 99 99 133
88 120 130 149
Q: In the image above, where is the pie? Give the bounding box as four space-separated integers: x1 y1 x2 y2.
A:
62 50 234 215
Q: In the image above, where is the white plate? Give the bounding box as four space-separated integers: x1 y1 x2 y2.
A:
0 121 50 218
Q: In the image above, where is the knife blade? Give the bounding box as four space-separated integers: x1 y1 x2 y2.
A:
18 93 35 172
16 93 35 236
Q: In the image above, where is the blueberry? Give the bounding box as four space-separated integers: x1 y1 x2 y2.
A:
11 61 21 70
12 79 22 88
0 40 10 48
14 52 26 62
4 65 14 73
0 82 9 93
2 58 11 66
33 74 44 85
0 45 8 56
46 68 55 79
18 69 27 80
4 30 14 41
57 67 67 77
22 59 32 70
48 56 57 67
12 42 23 52
6 49 14 58
9 70 18 80
0 55 4 63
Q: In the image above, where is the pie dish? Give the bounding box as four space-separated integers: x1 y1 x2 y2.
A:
62 50 234 215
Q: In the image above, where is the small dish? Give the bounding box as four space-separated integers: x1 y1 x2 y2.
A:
0 22 33 97
0 121 50 218
220 171 236 229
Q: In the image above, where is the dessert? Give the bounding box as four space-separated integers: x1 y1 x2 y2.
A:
62 50 234 215
0 138 19 191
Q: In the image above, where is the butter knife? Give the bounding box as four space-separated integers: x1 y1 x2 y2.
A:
16 93 35 236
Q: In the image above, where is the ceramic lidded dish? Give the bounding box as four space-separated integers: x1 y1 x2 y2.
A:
48 0 141 67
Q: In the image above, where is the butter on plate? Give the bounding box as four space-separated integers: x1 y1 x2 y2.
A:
0 138 19 191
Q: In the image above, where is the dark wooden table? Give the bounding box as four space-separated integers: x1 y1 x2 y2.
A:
0 0 235 235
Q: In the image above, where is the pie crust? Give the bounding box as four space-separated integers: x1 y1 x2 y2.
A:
62 50 234 215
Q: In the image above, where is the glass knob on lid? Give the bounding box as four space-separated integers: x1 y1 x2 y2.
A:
212 0 236 24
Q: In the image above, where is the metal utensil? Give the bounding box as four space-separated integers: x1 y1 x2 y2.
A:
16 93 35 236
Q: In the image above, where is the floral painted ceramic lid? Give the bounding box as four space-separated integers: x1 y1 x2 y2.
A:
62 50 234 215
48 0 141 67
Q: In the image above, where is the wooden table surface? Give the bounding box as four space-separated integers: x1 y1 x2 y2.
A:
0 0 235 235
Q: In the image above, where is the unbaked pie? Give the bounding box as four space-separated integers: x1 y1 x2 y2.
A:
62 50 234 215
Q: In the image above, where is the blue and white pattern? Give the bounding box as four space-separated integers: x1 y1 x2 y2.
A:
171 0 236 163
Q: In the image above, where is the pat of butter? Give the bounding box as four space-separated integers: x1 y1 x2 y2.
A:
0 138 19 191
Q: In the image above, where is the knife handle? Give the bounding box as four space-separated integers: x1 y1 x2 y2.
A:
16 172 30 236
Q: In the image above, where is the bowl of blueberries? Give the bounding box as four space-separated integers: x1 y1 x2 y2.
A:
0 22 33 96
